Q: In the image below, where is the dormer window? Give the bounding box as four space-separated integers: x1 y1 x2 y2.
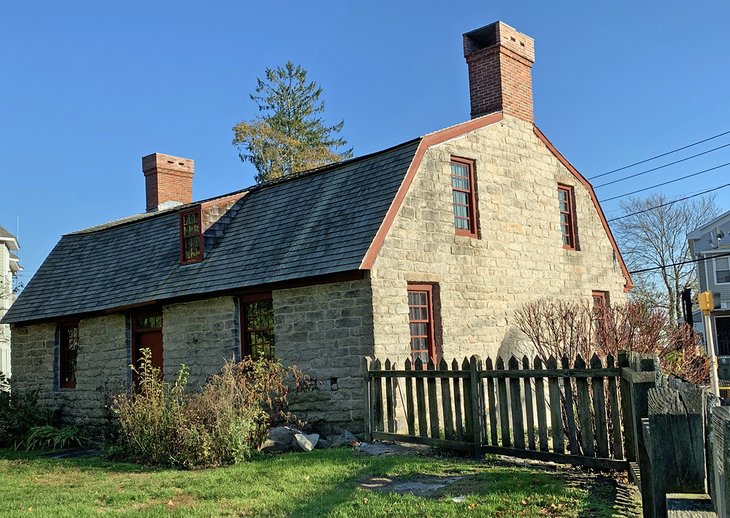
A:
180 207 203 264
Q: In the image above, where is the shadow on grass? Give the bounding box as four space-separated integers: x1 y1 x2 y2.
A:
285 454 626 517
0 448 163 474
578 473 640 517
276 453 408 518
0 448 641 517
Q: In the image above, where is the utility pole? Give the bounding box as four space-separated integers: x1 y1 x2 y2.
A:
699 291 720 397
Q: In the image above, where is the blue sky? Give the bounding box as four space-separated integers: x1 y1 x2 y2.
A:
2 1 730 284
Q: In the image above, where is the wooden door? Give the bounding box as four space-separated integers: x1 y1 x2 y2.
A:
134 330 163 373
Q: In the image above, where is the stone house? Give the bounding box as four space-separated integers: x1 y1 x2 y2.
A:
687 210 730 355
0 225 21 379
2 21 632 434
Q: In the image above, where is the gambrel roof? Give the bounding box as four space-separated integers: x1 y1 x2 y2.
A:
3 139 420 324
3 112 633 325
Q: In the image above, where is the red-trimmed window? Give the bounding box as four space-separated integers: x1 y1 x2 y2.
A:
558 185 577 249
592 291 610 337
180 207 203 264
408 285 436 363
59 323 79 389
451 158 478 237
241 295 275 360
592 291 609 309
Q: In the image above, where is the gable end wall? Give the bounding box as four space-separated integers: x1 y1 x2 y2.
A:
370 115 627 364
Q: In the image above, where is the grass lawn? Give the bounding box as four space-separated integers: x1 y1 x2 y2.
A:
0 448 638 517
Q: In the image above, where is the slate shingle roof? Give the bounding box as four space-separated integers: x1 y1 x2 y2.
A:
2 139 421 324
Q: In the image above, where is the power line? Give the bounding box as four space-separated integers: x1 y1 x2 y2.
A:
629 251 730 275
590 129 730 180
601 161 730 203
594 142 730 188
607 182 730 222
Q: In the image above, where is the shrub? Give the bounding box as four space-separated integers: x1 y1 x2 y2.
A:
20 425 87 451
112 349 305 468
514 298 709 384
0 384 46 448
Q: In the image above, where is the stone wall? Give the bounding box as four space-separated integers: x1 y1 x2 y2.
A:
10 286 375 435
162 296 239 388
10 315 127 429
273 279 374 435
370 115 628 365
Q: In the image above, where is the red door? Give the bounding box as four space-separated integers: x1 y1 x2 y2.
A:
134 330 163 374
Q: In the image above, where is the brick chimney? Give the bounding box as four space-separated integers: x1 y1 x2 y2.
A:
142 153 194 212
463 21 535 122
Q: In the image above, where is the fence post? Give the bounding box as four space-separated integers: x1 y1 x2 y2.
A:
618 352 636 462
645 386 706 518
711 406 730 517
624 353 658 517
705 392 718 503
362 356 372 442
469 355 483 459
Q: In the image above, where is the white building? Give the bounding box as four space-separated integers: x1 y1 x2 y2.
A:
687 210 730 356
0 225 21 378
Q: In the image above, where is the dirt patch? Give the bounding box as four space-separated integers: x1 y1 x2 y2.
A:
359 475 464 497
356 441 428 456
46 449 101 459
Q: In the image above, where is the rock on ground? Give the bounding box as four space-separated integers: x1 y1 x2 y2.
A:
329 430 359 448
315 438 331 449
260 426 301 453
293 433 319 452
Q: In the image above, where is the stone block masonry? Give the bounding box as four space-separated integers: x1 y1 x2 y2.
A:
11 315 128 430
163 296 240 388
274 279 375 435
10 283 376 436
370 115 627 366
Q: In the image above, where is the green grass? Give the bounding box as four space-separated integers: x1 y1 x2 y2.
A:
0 448 638 517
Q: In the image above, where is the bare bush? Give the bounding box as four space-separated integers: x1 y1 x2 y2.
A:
514 298 709 385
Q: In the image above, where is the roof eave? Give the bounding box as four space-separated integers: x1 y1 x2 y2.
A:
687 209 730 240
0 236 19 251
532 125 634 292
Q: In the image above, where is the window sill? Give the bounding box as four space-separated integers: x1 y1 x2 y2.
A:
454 230 478 239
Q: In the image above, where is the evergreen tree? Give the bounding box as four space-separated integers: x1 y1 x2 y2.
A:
233 61 352 183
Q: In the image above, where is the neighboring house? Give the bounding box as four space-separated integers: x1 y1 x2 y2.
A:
688 210 730 355
0 225 21 379
2 21 632 434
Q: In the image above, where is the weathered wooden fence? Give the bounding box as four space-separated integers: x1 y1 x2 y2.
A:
363 353 629 471
634 369 730 518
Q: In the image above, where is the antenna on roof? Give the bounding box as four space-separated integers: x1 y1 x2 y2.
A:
709 226 726 249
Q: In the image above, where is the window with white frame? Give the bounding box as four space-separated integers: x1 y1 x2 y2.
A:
716 256 730 284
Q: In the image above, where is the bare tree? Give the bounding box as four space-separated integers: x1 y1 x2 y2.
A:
514 298 710 385
613 193 719 322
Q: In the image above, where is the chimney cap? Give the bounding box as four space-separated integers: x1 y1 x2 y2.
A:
463 21 534 63
142 153 194 177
